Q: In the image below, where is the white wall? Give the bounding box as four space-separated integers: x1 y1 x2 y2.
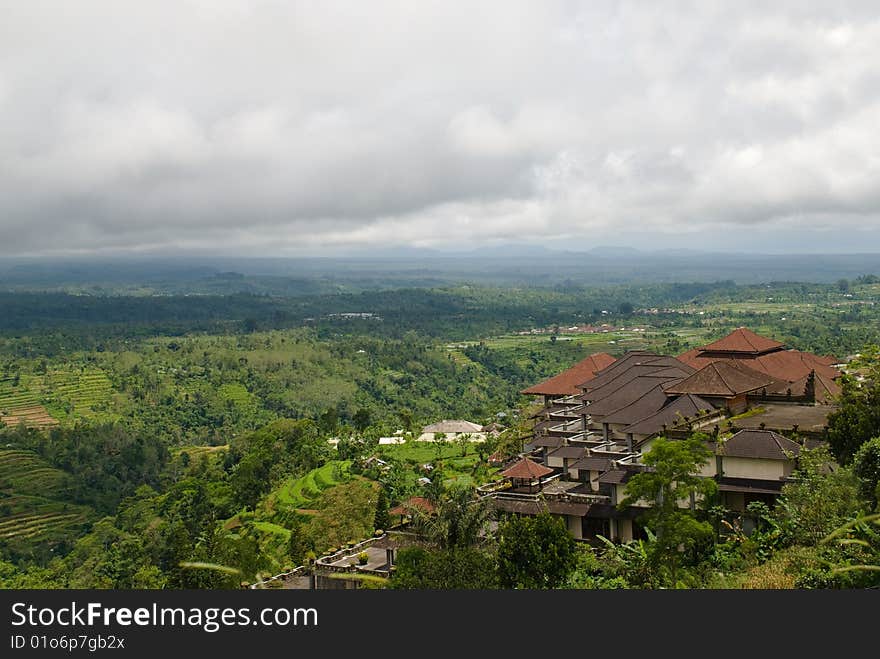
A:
721 456 787 480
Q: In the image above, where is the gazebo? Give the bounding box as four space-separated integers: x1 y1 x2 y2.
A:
501 457 553 494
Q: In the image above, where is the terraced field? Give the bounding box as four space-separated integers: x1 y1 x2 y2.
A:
0 450 92 545
0 378 58 429
45 369 115 418
0 450 71 494
272 461 353 510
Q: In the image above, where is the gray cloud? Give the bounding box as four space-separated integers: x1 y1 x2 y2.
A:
1 0 880 256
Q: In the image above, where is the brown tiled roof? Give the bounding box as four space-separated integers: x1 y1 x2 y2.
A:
501 457 554 479
491 498 590 516
622 394 717 437
678 350 840 385
521 352 616 396
718 429 801 460
678 329 840 384
599 385 671 426
789 371 841 404
699 327 785 355
751 350 841 382
569 457 613 472
585 371 690 418
548 446 588 460
664 361 782 397
597 469 630 484
389 496 436 516
584 353 691 392
531 435 566 449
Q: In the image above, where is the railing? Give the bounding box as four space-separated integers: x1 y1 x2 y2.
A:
248 565 308 589
315 534 388 569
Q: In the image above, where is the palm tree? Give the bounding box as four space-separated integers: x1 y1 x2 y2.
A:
413 486 493 549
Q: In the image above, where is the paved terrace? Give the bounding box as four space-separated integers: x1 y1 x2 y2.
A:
732 404 835 434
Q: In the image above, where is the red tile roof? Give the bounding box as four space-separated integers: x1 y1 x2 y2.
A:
699 327 785 355
501 457 554 480
521 352 616 396
678 349 840 385
677 328 840 385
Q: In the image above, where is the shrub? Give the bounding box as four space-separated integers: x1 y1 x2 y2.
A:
358 551 369 565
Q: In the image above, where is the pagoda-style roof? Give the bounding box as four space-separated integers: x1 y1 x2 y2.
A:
521 352 616 397
699 328 785 355
501 457 554 480
663 361 781 398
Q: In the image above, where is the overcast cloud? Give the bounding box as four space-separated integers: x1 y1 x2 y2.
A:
2 0 880 256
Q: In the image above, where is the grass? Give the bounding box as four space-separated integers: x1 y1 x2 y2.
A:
378 440 498 489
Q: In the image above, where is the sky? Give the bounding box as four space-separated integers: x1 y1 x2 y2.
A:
2 1 880 257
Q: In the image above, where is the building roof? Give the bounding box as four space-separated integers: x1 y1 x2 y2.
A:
790 370 841 404
585 371 691 418
548 446 588 460
520 352 616 396
622 394 717 437
531 435 566 449
678 328 840 385
421 420 484 434
663 361 782 398
699 327 785 355
599 385 672 426
584 353 692 392
491 498 590 517
388 496 436 516
715 478 785 495
501 457 554 480
597 469 630 485
718 429 801 460
569 457 613 472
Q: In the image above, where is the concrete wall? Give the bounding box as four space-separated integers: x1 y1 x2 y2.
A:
547 455 565 468
618 519 634 543
721 456 786 480
567 515 584 540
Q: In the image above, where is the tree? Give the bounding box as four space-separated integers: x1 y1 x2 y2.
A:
774 445 864 546
827 347 880 465
287 516 309 566
352 408 372 432
457 433 471 457
373 487 390 531
496 512 577 588
620 436 717 584
413 487 492 549
852 437 880 510
392 546 497 589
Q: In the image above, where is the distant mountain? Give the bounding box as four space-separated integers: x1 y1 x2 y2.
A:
586 245 643 257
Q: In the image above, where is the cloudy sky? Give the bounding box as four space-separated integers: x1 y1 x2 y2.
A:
2 1 880 257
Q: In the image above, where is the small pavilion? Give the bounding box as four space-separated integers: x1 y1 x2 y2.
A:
501 457 554 494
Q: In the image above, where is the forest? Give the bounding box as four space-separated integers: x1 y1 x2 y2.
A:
1 271 879 588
